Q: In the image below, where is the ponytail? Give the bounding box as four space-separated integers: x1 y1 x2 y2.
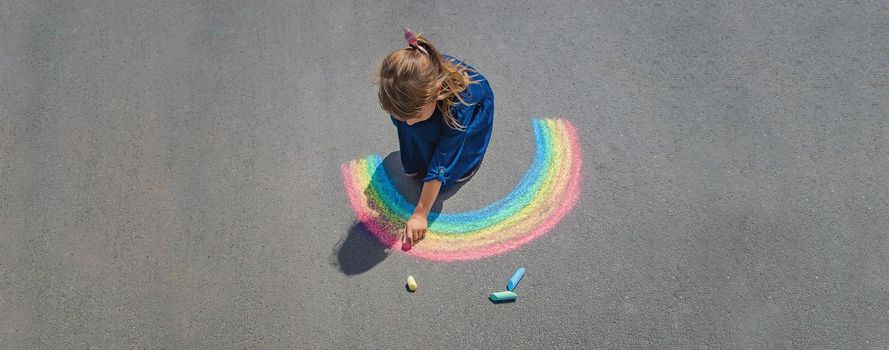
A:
378 30 479 131
414 35 480 131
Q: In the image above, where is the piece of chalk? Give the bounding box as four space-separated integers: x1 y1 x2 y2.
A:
507 267 526 291
489 291 518 302
401 228 412 251
406 275 417 292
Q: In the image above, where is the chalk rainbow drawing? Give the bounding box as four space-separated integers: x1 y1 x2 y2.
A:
341 118 582 262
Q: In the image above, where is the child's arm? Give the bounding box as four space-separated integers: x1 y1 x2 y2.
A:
404 179 441 245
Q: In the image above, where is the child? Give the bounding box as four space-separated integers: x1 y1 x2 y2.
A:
377 28 494 246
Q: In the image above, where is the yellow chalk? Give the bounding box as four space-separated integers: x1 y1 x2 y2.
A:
406 275 417 292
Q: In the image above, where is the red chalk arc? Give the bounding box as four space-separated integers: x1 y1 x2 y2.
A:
341 118 582 262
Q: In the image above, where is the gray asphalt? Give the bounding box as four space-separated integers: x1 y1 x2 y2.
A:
2 0 888 348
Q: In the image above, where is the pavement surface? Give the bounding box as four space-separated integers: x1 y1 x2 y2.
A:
2 0 888 348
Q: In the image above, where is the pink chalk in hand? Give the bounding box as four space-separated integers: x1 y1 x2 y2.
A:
401 228 412 251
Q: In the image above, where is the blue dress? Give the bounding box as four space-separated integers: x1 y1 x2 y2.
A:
390 54 494 190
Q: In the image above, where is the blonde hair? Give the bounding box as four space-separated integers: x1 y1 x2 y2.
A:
377 33 479 130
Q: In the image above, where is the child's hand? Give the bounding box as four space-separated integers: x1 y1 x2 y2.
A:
403 214 427 246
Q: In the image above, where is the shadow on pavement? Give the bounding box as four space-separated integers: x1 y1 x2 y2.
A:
489 299 517 305
332 221 392 275
379 151 467 222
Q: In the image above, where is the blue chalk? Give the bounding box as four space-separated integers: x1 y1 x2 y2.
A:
507 267 525 291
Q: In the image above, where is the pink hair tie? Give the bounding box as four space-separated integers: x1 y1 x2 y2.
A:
403 27 429 55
